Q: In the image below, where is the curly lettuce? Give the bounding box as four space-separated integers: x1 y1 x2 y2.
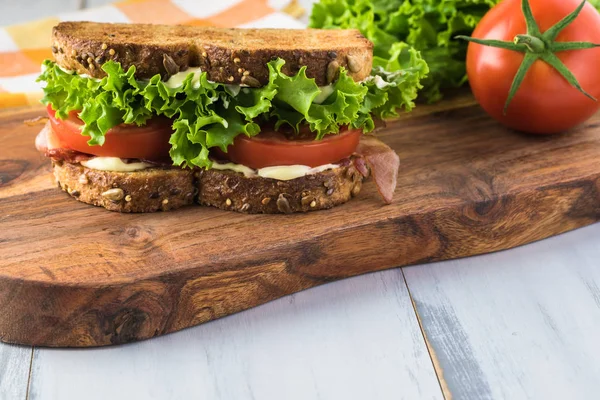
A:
309 0 496 103
38 53 427 168
309 0 600 103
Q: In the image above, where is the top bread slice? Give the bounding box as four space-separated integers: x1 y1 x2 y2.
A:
51 22 374 86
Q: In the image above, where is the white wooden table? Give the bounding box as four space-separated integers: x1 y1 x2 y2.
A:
2 1 600 399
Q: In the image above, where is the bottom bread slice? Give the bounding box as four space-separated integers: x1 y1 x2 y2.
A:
196 160 363 214
52 159 364 213
53 160 196 212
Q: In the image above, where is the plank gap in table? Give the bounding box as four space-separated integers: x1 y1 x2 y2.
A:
401 268 453 400
404 223 600 400
0 343 33 400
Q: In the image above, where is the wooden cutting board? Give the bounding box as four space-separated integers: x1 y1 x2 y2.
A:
1 96 599 347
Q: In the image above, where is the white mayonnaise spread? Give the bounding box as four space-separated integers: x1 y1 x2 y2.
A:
79 156 337 180
362 75 391 89
212 161 339 181
211 162 255 177
57 65 74 75
164 67 203 89
224 84 241 97
81 157 152 172
78 73 102 82
313 85 335 104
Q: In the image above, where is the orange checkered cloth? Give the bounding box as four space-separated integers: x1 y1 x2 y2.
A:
0 0 304 109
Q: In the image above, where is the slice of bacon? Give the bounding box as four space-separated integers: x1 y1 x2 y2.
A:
35 122 93 163
35 122 54 153
354 135 400 204
353 157 369 178
45 148 93 163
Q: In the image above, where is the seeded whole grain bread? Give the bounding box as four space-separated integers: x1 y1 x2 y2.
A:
52 160 364 213
51 22 373 86
53 160 196 212
196 158 363 213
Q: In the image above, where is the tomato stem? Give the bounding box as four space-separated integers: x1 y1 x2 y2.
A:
513 34 545 53
503 53 538 115
542 0 588 41
454 36 525 52
456 0 599 115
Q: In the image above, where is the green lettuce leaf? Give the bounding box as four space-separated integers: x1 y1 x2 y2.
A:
309 0 600 103
309 0 494 103
38 55 426 168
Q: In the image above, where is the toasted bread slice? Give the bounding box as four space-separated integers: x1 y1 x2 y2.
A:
196 158 363 213
53 160 196 212
52 159 363 213
51 22 373 86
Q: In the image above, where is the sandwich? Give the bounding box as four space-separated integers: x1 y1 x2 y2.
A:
35 22 427 213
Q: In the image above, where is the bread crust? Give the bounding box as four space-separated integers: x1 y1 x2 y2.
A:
196 159 363 213
53 160 196 212
52 159 364 213
51 22 373 86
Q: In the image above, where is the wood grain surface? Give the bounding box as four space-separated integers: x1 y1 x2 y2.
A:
1 98 599 347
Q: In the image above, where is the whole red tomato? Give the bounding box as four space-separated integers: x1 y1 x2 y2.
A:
465 0 600 134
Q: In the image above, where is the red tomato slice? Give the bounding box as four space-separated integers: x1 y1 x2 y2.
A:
219 126 362 169
46 105 173 160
